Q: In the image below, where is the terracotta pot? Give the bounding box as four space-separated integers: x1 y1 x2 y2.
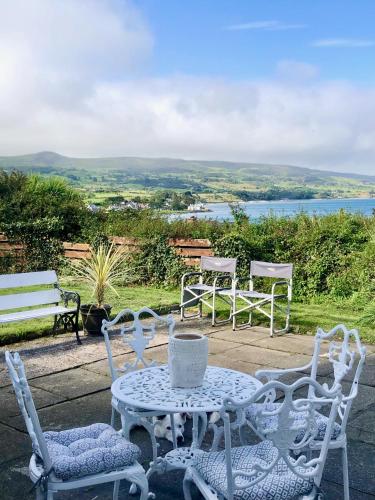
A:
168 333 208 388
80 304 111 336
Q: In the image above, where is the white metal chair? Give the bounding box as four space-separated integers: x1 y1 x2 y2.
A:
180 256 237 326
102 307 180 465
249 324 366 500
219 260 293 335
183 377 342 500
5 351 148 500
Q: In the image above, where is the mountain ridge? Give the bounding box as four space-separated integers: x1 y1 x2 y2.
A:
0 151 374 181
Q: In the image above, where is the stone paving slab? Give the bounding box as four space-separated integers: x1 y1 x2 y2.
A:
210 328 269 345
8 389 113 433
0 384 66 420
0 423 31 465
30 366 111 400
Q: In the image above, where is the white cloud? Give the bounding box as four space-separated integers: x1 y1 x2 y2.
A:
225 20 306 31
276 60 319 81
0 2 375 175
312 38 375 48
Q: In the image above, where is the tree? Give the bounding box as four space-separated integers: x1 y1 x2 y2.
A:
0 171 86 240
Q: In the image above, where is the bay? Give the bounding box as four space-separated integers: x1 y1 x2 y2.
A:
170 198 375 221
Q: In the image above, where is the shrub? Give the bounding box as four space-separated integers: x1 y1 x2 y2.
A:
3 217 65 272
133 236 188 287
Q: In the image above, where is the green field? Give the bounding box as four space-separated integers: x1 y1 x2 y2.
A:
1 151 374 206
1 281 372 345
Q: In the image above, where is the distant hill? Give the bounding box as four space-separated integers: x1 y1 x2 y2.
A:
0 150 373 180
1 151 374 203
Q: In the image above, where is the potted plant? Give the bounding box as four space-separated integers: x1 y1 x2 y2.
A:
73 242 127 335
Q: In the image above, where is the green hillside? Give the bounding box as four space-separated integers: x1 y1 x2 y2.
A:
1 151 374 204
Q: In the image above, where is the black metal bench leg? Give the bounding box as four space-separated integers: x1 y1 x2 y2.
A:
75 311 82 345
52 315 58 337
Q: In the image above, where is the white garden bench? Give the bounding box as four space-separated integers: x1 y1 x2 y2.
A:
0 270 81 344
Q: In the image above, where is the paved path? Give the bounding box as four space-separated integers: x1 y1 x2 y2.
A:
1 318 374 499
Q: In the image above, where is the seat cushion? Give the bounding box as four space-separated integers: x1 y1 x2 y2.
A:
43 423 140 480
193 440 313 500
246 403 341 441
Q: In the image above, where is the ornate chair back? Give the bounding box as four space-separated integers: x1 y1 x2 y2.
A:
5 351 53 471
308 324 366 432
222 377 342 499
101 307 175 382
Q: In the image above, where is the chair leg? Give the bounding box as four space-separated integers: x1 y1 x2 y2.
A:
46 491 54 500
342 445 350 500
270 299 275 337
111 406 116 428
133 474 149 500
113 480 120 500
35 486 44 500
183 469 194 500
170 413 177 448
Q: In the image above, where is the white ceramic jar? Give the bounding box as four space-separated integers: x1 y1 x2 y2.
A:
168 333 208 388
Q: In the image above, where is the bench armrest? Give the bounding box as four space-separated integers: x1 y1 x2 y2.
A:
55 285 81 309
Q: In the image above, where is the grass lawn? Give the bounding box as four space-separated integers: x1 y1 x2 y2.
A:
0 280 373 344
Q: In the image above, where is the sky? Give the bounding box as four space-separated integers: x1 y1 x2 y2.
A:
0 0 375 174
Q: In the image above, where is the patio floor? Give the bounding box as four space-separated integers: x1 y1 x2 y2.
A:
1 318 375 499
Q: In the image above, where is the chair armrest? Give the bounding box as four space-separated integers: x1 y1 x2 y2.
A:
55 284 81 309
271 280 289 295
213 274 234 288
181 272 203 287
233 276 252 288
255 360 313 382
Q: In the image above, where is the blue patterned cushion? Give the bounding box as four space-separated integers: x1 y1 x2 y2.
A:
246 403 341 441
43 423 140 480
193 440 313 500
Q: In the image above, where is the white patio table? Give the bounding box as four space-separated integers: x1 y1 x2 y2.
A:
111 364 262 481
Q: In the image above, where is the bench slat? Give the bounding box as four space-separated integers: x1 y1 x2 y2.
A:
0 289 61 311
0 305 76 323
0 271 58 289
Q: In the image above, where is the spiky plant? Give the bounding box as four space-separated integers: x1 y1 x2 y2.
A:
73 243 128 308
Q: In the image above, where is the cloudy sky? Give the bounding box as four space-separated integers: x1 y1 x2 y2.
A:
0 0 375 174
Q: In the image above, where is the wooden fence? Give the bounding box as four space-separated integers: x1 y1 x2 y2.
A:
0 234 213 267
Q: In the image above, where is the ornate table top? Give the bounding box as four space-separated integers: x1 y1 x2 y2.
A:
111 365 262 413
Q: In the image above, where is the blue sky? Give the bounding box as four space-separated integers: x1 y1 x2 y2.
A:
0 0 374 174
137 0 375 83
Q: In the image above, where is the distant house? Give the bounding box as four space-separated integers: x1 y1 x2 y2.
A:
87 203 100 212
107 201 149 211
187 203 208 212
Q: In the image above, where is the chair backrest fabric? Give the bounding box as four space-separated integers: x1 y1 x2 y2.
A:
201 256 237 274
250 261 293 280
101 306 175 381
222 377 342 499
5 351 52 470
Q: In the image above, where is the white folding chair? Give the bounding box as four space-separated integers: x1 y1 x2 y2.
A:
183 377 342 500
251 324 366 500
102 307 181 465
180 256 237 326
219 260 293 335
5 351 148 500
